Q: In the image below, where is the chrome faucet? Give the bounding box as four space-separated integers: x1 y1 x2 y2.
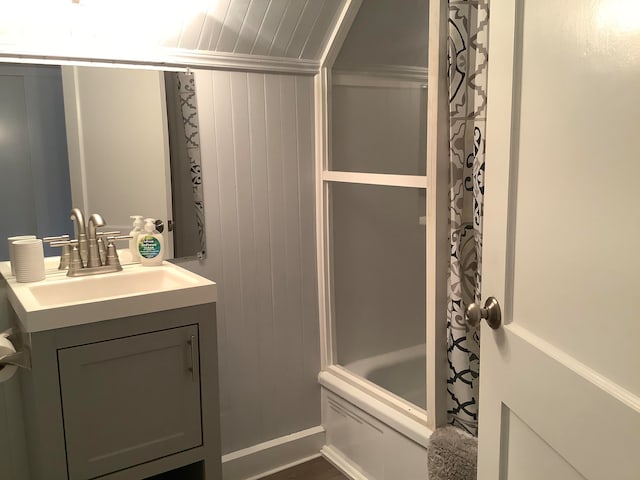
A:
50 208 131 277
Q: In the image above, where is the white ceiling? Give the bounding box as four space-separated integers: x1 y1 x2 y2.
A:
0 0 346 66
180 0 345 60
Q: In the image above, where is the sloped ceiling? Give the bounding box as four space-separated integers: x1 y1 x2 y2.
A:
0 0 346 69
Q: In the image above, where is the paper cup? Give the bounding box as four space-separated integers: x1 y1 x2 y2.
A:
7 235 37 276
12 239 45 283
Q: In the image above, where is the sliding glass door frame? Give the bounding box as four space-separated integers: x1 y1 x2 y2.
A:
314 0 449 431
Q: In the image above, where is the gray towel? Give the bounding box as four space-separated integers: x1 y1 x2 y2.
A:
427 426 478 480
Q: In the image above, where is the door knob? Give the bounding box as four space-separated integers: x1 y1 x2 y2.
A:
465 297 502 329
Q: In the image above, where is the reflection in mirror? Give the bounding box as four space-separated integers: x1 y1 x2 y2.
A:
0 64 71 260
164 72 205 261
0 63 205 264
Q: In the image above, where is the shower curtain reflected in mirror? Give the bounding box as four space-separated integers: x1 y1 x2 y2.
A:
164 72 206 259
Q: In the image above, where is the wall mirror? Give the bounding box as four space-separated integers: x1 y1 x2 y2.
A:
0 62 206 265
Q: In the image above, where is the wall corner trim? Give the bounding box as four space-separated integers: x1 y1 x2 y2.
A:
221 426 326 480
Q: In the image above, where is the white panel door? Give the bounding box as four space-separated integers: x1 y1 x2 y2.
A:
478 1 640 479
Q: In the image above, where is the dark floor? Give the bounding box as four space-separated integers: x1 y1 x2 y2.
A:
258 457 348 480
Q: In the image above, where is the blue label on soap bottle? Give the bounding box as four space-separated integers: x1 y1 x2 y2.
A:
138 236 161 259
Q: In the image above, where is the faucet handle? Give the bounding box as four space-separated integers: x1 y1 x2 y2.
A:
104 235 132 245
43 235 71 270
104 235 132 268
49 239 80 273
43 235 70 243
49 239 77 246
97 230 121 237
96 232 120 265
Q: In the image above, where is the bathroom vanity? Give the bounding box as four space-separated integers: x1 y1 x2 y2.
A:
1 261 221 480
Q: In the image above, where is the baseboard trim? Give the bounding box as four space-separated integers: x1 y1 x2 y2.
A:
321 445 368 480
222 426 325 480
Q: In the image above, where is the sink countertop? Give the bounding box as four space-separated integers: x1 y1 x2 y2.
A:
0 259 216 333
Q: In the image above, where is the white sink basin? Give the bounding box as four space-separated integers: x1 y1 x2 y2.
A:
27 267 199 307
2 262 216 333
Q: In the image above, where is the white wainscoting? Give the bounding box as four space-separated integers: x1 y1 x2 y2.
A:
222 426 325 480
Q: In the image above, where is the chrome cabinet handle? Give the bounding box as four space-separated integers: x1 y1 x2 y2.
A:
465 297 502 330
187 335 197 380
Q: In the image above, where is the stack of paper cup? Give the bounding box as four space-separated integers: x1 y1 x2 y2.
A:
11 239 45 283
7 235 37 276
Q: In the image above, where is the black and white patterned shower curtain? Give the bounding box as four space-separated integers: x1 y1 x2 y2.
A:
176 72 206 254
446 0 489 436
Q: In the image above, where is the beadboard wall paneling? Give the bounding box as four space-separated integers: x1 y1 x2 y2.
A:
299 0 344 60
190 0 343 59
193 70 319 454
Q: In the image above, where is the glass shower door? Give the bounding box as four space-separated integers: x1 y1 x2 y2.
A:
326 0 429 409
331 182 426 408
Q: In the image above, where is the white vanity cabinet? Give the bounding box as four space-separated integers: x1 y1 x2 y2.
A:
16 304 221 480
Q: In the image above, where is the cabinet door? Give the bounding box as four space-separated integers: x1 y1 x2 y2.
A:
58 325 202 480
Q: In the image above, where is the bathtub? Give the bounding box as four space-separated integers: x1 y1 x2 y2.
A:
319 345 430 479
345 344 427 410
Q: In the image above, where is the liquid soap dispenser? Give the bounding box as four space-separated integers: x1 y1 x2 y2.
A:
137 218 164 266
128 215 144 262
